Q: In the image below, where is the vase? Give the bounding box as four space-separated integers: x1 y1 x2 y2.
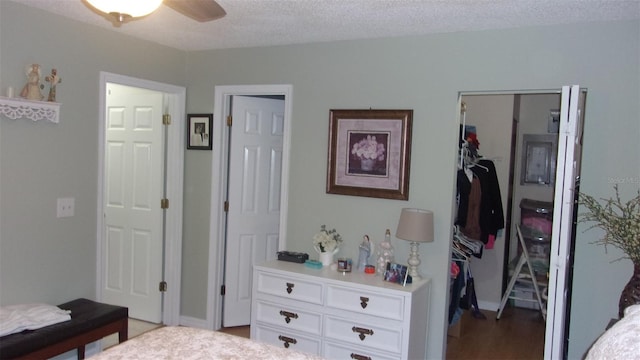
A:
315 246 339 267
619 262 640 318
360 158 375 171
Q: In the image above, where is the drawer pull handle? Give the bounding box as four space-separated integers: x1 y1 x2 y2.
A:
279 310 299 323
278 335 297 348
351 354 372 360
359 296 369 309
286 282 294 294
352 326 374 341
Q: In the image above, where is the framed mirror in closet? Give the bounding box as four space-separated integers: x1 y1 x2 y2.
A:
446 87 586 360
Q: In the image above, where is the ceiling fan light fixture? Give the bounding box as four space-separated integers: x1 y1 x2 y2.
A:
86 0 163 19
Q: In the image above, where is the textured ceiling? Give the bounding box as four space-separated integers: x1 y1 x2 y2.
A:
8 0 640 51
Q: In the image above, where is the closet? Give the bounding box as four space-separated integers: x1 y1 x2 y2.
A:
447 87 586 359
449 100 507 329
448 93 562 347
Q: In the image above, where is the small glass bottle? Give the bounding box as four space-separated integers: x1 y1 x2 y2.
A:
376 229 395 276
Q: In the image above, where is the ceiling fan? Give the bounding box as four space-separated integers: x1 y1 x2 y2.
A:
84 0 226 25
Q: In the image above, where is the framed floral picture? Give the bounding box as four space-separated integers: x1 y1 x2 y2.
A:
187 113 213 150
327 109 412 200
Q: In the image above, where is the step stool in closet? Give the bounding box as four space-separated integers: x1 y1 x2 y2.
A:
496 224 547 321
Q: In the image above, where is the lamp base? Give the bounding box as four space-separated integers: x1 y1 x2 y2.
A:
407 241 422 282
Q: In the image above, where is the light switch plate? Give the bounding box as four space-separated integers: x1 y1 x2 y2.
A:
57 197 75 218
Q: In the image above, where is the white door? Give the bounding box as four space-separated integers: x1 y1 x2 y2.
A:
102 83 165 323
223 95 285 326
544 85 584 359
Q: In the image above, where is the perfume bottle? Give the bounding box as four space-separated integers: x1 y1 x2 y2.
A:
375 229 394 276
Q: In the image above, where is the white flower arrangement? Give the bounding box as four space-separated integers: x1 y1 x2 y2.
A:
351 135 385 161
313 225 343 253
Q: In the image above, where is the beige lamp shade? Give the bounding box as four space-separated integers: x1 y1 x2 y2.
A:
395 208 434 243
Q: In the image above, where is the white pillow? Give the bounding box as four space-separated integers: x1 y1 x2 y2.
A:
0 303 71 337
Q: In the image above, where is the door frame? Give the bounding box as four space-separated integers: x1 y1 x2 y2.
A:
206 84 293 330
544 85 584 359
96 71 186 326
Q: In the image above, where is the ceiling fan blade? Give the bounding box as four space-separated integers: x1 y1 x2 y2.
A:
164 0 226 22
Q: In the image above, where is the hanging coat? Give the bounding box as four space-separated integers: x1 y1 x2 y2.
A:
470 159 505 244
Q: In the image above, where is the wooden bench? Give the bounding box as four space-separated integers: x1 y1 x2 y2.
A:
0 298 128 359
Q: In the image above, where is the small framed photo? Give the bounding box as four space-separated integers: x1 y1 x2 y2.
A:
187 114 213 150
383 262 411 286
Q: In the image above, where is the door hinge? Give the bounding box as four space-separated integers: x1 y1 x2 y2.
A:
226 115 232 127
224 201 229 212
159 281 168 292
161 198 169 209
221 285 226 296
162 114 171 125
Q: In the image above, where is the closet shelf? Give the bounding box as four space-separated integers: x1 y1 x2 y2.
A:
0 96 60 123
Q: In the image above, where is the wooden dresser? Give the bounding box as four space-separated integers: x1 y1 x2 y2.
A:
250 260 430 360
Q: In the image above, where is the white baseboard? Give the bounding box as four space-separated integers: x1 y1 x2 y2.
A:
477 300 500 312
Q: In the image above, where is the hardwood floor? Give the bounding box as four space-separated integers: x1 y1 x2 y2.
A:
219 307 545 359
446 307 545 360
219 325 251 338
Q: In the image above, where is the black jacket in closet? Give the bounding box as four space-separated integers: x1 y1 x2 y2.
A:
456 159 505 244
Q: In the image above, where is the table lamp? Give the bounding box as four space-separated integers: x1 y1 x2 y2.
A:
395 208 434 281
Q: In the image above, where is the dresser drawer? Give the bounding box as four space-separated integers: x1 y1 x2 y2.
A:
256 271 324 305
254 299 322 335
252 261 430 360
323 341 399 360
324 315 403 354
253 324 321 355
326 284 405 320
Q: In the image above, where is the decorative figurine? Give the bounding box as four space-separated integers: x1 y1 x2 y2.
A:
357 235 371 271
45 68 61 102
20 64 44 101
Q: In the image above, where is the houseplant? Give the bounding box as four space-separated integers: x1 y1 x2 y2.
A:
579 184 640 317
313 225 342 266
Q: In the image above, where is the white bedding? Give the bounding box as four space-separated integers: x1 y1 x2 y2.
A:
0 303 71 337
91 326 324 360
585 304 640 360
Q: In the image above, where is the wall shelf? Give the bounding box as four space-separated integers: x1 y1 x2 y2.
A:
0 96 60 123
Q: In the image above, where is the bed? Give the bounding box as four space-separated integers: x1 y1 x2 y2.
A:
585 304 640 359
90 326 323 359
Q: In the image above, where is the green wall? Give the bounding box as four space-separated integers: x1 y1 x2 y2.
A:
185 21 640 359
0 2 185 304
2 1 639 358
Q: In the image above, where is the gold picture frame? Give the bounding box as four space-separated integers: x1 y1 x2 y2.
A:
327 109 412 200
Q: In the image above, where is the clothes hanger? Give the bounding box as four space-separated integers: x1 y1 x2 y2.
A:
451 227 470 259
452 244 469 261
466 156 489 172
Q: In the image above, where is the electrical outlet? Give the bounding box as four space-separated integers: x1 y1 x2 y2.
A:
57 197 75 218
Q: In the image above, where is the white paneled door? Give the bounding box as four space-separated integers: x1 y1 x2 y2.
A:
223 96 285 326
544 85 585 359
103 83 164 323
